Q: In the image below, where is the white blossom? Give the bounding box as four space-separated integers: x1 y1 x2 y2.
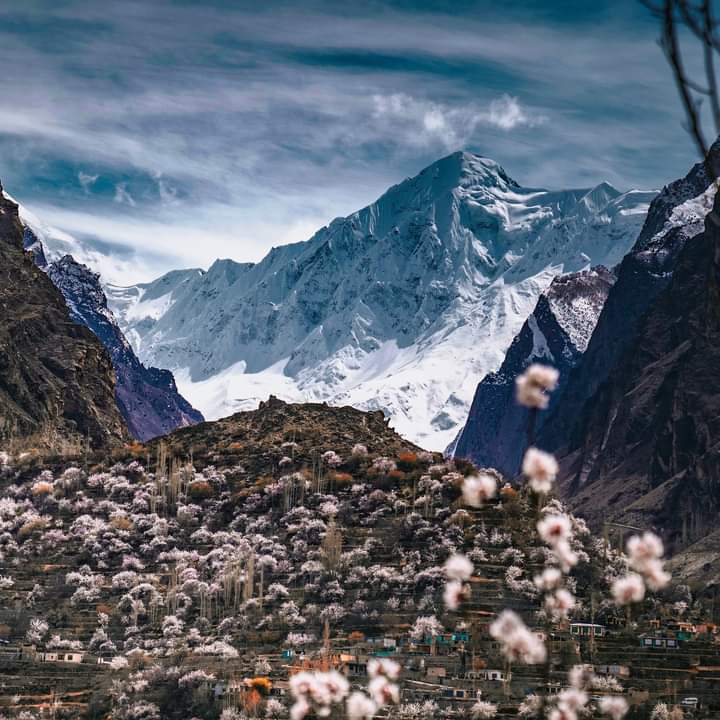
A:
612 574 646 605
515 363 559 408
537 514 571 546
523 447 558 493
444 553 473 581
367 658 400 681
443 580 464 610
534 567 562 591
598 696 628 719
471 699 498 718
462 474 497 507
346 692 377 720
489 610 546 664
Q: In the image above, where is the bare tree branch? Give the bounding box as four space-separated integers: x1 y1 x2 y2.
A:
642 0 720 178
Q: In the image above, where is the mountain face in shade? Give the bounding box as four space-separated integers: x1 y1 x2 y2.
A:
538 144 719 460
555 192 720 556
45 255 204 442
450 266 614 475
0 184 127 448
107 151 654 450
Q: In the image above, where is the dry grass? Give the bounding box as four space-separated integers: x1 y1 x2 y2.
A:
31 481 54 496
110 516 134 531
18 518 48 540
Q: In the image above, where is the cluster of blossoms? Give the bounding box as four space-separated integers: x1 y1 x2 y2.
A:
515 363 561 494
471 698 498 718
537 513 579 573
289 670 349 719
444 473 499 612
348 658 400 718
289 660 400 720
515 363 559 409
443 553 473 610
612 531 670 605
489 610 546 664
561 665 628 720
322 451 343 468
522 447 559 494
461 473 497 508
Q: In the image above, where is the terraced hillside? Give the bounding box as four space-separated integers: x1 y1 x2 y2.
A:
0 400 712 718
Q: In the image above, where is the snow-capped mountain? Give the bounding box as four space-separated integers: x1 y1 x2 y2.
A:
107 151 655 450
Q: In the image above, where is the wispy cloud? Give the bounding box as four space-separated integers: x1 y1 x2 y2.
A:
481 94 543 131
0 1 700 282
78 171 98 193
113 183 136 207
371 92 543 150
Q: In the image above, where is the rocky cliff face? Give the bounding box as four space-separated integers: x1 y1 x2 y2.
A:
450 267 614 475
554 185 720 554
46 255 203 442
539 144 719 458
0 184 127 448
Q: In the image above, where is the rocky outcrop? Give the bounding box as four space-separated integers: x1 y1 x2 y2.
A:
152 395 423 476
0 183 127 448
450 267 614 475
46 255 203 442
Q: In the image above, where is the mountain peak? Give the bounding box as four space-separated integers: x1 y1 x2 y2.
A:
419 150 520 191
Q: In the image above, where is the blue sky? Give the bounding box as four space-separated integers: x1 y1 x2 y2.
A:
0 0 703 282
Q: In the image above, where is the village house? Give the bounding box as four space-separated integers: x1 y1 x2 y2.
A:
638 632 679 649
570 622 606 639
426 666 447 681
39 651 84 664
483 668 508 682
595 663 630 678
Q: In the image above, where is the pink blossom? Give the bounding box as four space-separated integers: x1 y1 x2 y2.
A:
534 567 562 591
515 364 559 408
443 580 464 610
367 658 400 681
346 692 376 720
522 447 558 493
537 514 571 546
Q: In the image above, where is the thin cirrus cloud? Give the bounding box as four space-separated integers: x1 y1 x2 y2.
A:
0 0 700 284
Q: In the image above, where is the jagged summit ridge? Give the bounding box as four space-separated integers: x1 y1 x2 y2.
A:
450 266 615 472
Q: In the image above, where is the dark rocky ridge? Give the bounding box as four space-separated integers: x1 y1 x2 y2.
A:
555 189 720 557
46 255 203 442
539 143 720 459
0 184 127 448
451 266 614 476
